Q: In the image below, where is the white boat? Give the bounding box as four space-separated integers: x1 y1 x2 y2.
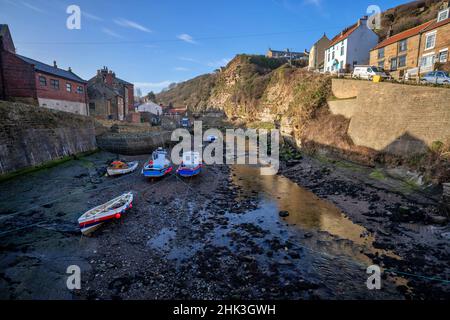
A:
107 161 139 176
78 192 133 235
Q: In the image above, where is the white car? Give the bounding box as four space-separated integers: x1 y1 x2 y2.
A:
421 71 450 85
352 66 390 80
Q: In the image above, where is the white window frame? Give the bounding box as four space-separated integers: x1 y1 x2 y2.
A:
437 8 449 22
425 31 437 51
439 48 448 63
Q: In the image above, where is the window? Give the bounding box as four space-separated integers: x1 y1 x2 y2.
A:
421 54 435 67
89 103 95 113
66 83 72 92
425 32 436 50
398 55 407 68
378 60 385 69
390 57 398 71
39 76 46 86
439 50 448 63
77 86 84 94
398 39 407 52
378 48 385 59
340 44 345 56
437 8 449 22
332 51 335 60
50 79 59 89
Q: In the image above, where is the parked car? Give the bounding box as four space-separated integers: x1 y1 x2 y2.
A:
352 66 390 80
420 71 450 85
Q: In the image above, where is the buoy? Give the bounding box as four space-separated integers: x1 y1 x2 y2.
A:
129 203 133 209
115 213 121 219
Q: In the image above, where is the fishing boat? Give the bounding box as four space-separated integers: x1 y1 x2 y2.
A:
142 147 173 178
78 192 133 235
107 160 139 176
206 135 217 143
176 151 202 178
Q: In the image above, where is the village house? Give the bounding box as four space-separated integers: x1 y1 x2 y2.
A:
308 33 331 71
266 48 309 62
324 16 379 73
0 25 88 115
137 100 162 115
369 4 449 79
87 67 134 120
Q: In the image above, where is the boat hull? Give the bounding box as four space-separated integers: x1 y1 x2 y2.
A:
142 166 173 178
107 161 139 176
177 165 202 177
78 192 133 235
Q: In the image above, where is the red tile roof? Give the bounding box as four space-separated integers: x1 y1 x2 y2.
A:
372 20 434 50
421 17 450 33
327 23 358 48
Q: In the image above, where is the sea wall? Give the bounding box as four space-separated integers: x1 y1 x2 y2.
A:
330 79 450 156
0 101 96 175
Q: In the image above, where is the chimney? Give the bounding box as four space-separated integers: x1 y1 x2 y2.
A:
53 60 57 68
68 67 72 72
358 15 368 26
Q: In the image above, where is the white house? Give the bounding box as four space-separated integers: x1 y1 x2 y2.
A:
136 101 162 115
324 16 379 73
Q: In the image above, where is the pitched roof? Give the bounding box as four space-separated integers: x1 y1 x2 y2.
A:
327 23 359 48
116 77 133 86
372 20 434 50
421 17 450 33
16 54 86 83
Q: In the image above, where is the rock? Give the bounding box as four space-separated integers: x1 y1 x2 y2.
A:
279 211 289 218
429 215 447 225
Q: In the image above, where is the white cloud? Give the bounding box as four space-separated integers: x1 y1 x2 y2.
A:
134 81 177 93
177 33 197 44
174 67 190 72
114 18 152 33
82 11 103 21
21 1 45 13
101 27 123 39
207 58 232 68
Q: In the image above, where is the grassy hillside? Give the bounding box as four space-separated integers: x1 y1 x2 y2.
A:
378 0 447 40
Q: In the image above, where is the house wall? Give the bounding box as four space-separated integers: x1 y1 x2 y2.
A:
125 84 134 111
0 50 37 102
370 35 421 78
346 25 379 68
418 22 450 71
330 79 450 156
0 101 96 175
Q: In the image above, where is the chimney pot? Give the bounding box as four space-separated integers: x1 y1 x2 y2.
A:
53 60 57 68
68 67 72 72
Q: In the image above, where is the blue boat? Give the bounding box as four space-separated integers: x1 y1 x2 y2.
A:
142 148 173 178
176 152 202 178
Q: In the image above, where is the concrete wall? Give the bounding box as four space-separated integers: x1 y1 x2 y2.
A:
330 79 450 155
38 98 88 115
0 101 96 175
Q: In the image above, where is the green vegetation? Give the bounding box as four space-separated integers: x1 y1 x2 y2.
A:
370 169 386 180
0 150 99 183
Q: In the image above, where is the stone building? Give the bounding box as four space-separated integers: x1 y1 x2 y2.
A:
87 67 134 120
0 25 88 115
369 4 450 78
266 48 309 61
308 33 331 71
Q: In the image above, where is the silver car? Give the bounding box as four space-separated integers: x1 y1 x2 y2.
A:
421 71 450 85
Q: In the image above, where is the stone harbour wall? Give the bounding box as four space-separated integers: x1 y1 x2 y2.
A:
0 101 97 175
330 79 450 156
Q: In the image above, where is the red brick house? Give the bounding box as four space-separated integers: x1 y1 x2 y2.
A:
87 67 134 120
0 25 88 115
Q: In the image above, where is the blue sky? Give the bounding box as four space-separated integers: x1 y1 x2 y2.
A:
1 0 407 94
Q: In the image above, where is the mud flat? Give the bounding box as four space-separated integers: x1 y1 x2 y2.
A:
0 148 448 299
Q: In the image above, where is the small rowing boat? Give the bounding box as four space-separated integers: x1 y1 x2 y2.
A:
177 151 202 178
142 148 173 178
78 192 133 235
107 161 139 176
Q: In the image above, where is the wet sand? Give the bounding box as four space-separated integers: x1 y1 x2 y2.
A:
0 150 448 300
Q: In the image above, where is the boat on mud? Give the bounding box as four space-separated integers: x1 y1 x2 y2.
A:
142 148 173 178
107 160 139 176
177 151 202 178
78 192 133 235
